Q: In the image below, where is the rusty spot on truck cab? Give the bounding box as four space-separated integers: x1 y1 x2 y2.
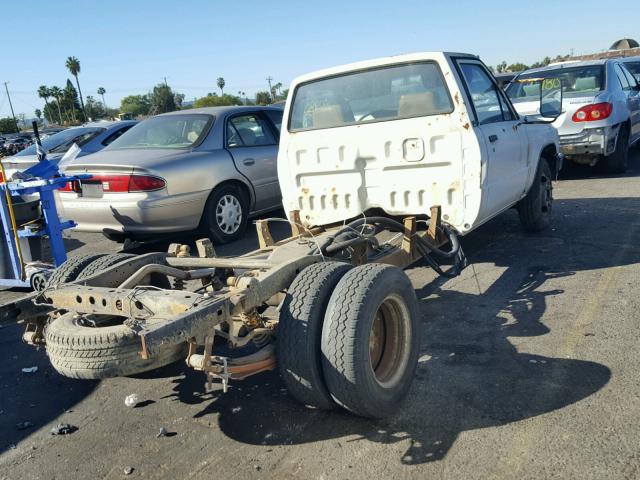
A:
454 92 460 105
463 123 470 130
301 187 310 195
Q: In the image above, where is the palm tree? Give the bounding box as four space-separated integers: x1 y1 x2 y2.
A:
274 82 283 98
217 77 225 95
37 85 52 120
65 56 85 116
97 87 107 109
49 86 64 124
64 82 77 122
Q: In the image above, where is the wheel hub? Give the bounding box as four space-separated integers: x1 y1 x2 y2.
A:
215 194 242 234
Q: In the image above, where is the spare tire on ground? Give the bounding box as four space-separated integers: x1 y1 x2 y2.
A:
45 312 187 379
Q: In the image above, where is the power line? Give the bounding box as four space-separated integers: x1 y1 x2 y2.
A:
3 82 19 131
266 76 273 100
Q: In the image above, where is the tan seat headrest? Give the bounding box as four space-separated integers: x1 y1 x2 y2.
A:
312 105 346 128
398 92 436 117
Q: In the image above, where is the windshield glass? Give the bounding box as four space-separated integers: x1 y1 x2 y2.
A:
17 127 104 156
106 114 213 150
289 62 453 131
506 65 604 102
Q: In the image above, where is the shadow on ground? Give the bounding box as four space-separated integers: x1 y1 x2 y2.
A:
162 190 640 464
3 154 640 459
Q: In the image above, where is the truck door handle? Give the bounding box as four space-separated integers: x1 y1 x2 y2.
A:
488 134 498 143
243 158 255 166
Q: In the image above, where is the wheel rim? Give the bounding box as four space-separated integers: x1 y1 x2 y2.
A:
215 194 242 235
540 171 552 215
368 293 412 389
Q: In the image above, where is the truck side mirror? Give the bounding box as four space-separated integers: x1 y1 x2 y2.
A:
539 78 563 119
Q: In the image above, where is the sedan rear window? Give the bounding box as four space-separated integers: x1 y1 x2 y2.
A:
106 114 213 150
507 65 604 101
289 62 453 131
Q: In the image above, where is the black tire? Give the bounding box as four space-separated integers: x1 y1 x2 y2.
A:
321 264 420 418
517 157 553 232
605 125 629 174
46 254 107 287
45 312 187 379
201 184 249 244
278 262 352 409
76 253 135 281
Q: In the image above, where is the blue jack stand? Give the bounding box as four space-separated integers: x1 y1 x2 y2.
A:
0 159 88 290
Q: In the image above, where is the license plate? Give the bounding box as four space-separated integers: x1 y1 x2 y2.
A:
80 182 104 198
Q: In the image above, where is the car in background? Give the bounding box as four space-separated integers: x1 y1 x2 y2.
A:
506 59 640 173
2 136 31 155
493 72 516 89
59 106 284 244
620 56 640 82
1 121 136 179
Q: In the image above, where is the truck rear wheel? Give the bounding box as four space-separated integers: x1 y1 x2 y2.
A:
518 157 553 232
278 261 352 409
321 264 420 418
45 312 187 379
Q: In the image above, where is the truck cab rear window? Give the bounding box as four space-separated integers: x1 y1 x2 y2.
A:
289 62 453 131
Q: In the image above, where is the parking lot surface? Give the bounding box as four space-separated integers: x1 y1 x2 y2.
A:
1 151 639 479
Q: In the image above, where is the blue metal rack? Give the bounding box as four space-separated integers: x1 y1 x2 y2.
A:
0 161 87 289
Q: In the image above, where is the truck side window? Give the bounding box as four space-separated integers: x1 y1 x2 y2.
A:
459 63 508 125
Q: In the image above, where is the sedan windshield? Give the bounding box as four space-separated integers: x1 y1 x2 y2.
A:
106 114 213 150
17 127 104 156
506 65 604 102
289 62 453 131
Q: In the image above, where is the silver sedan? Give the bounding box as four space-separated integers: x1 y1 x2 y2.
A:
60 106 284 243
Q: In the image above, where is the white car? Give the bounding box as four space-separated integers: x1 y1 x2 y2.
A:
278 51 563 235
507 59 640 173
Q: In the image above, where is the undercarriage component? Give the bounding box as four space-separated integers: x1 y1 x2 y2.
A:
4 206 456 416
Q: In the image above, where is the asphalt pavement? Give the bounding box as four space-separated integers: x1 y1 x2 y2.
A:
1 150 639 479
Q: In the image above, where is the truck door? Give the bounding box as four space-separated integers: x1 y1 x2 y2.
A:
456 60 528 215
225 112 280 211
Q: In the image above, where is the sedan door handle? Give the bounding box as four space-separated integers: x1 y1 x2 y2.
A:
243 158 255 166
488 134 498 143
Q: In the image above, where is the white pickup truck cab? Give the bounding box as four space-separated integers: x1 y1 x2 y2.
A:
278 52 563 234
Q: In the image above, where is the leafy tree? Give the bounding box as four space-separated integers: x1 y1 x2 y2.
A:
496 61 508 73
217 77 225 95
174 92 185 109
64 79 83 123
255 90 272 105
193 93 242 108
35 109 42 119
120 94 151 117
49 86 64 124
150 84 177 114
0 117 19 134
97 87 107 109
507 62 529 72
65 56 85 115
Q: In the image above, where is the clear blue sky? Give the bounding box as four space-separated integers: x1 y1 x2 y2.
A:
3 0 638 118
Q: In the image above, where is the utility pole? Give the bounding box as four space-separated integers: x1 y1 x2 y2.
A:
266 76 273 103
164 77 168 87
3 82 19 132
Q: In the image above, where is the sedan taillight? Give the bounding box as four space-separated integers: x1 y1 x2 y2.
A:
86 174 166 193
572 102 612 122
